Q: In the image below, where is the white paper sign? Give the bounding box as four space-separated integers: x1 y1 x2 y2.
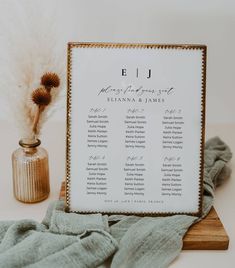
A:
66 43 206 216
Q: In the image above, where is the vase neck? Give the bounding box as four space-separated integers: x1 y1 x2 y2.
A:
19 139 41 153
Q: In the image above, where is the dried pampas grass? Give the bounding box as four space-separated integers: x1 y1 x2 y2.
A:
0 0 66 139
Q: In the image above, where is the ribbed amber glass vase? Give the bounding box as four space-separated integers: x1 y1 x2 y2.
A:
12 139 50 203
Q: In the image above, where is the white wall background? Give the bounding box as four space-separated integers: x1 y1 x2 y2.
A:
0 0 234 124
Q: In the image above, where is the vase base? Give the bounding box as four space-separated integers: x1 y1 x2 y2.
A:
14 193 50 204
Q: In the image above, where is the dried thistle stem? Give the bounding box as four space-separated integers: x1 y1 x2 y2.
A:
32 105 45 135
31 86 52 136
30 73 60 137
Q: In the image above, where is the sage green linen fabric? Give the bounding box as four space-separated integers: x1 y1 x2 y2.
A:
0 137 232 268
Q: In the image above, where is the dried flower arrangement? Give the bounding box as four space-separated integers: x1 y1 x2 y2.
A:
0 2 65 140
31 73 60 135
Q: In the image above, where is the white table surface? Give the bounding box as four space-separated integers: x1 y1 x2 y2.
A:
0 120 234 267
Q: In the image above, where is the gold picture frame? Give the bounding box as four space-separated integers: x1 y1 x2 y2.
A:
66 42 206 217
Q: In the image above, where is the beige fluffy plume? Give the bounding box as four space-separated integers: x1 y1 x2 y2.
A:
0 0 66 139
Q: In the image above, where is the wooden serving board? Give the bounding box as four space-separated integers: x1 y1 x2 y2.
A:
60 182 229 250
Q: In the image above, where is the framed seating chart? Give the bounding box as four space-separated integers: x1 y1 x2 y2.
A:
66 43 206 216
